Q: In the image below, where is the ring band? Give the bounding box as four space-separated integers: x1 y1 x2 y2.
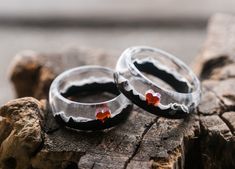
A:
49 65 132 130
114 46 201 118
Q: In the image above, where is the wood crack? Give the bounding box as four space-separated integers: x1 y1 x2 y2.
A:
219 114 235 135
123 117 158 169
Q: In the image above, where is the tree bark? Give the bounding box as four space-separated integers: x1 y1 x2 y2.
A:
0 13 234 169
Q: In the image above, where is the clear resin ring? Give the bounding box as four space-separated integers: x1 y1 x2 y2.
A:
49 65 132 130
114 46 201 119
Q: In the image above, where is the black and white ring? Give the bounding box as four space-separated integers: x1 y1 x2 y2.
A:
114 46 201 119
49 65 132 130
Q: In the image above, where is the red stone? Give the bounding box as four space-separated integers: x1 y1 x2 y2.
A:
145 90 161 106
95 106 111 123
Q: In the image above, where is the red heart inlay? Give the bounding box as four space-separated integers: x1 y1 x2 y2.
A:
95 106 111 123
145 89 161 106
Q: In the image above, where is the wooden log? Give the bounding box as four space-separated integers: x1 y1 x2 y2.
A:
6 48 201 169
0 13 234 169
192 13 235 169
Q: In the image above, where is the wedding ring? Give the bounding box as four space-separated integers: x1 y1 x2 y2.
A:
49 65 132 130
114 46 201 118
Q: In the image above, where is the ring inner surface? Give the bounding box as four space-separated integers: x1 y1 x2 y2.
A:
126 51 195 105
133 60 190 93
56 67 125 120
62 82 120 103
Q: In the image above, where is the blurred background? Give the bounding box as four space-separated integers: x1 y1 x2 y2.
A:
0 0 235 104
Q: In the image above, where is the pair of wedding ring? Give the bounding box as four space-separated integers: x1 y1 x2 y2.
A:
49 46 201 130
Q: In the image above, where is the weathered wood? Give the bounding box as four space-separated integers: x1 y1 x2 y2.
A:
194 13 235 169
6 48 201 169
9 48 115 99
0 13 234 169
0 98 43 169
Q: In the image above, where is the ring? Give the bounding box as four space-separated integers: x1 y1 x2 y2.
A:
114 46 201 119
49 65 132 130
